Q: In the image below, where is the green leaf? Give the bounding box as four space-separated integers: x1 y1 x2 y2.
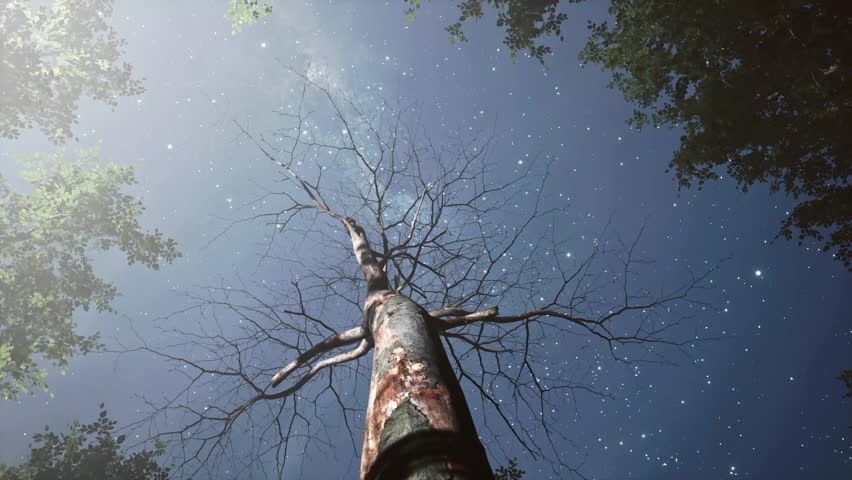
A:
0 149 179 399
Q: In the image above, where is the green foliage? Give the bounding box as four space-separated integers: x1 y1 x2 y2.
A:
444 0 573 61
0 146 179 399
402 0 420 24
0 404 169 480
579 0 851 269
0 0 144 143
225 0 272 33
401 0 575 61
495 458 525 480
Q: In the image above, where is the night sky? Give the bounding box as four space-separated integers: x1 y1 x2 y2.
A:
1 1 850 479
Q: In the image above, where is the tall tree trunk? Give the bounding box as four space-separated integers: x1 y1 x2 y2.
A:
339 218 492 478
360 290 494 480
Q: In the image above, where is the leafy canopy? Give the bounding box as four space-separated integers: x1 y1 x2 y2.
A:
0 0 143 143
225 0 272 33
580 0 851 268
0 146 179 399
409 0 580 61
0 404 169 480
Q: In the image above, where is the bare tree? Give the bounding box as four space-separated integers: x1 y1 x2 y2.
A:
122 67 717 479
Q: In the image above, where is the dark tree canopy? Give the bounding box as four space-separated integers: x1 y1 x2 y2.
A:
0 0 143 143
579 0 852 269
0 405 169 480
414 0 578 61
494 458 525 480
0 146 179 399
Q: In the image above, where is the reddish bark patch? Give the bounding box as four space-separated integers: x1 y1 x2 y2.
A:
361 347 460 478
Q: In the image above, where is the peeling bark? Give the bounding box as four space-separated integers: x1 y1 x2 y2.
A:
361 292 493 480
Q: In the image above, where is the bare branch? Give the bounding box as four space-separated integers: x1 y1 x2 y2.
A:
270 324 367 387
121 65 721 479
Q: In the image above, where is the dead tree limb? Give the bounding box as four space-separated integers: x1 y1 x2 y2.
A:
125 66 720 480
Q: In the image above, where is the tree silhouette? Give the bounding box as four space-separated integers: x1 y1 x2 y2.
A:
125 68 718 479
0 404 169 480
424 0 576 61
494 458 525 480
580 0 852 269
0 146 179 399
0 0 143 143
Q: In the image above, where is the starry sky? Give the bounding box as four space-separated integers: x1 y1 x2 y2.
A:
1 1 850 479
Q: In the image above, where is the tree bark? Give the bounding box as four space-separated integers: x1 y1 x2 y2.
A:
332 217 492 478
360 290 494 480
